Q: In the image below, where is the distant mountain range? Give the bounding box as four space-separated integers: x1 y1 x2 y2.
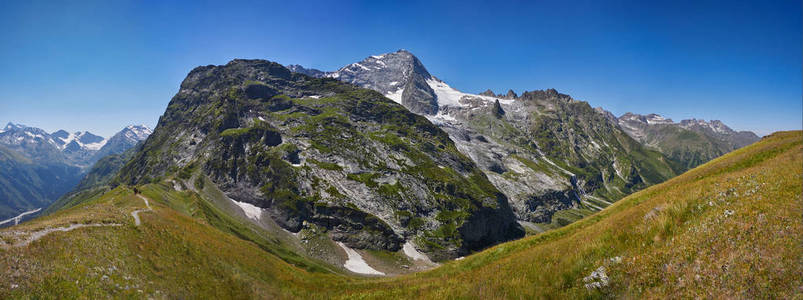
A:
0 123 151 220
615 112 760 171
0 123 152 168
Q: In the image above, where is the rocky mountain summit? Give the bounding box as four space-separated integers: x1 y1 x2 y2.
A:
678 118 759 148
617 112 760 171
480 89 518 99
115 59 523 260
289 51 678 229
286 64 326 78
289 50 442 115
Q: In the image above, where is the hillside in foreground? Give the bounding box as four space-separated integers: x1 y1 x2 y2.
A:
0 131 799 298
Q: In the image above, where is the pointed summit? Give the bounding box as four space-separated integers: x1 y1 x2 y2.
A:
480 89 496 97
326 50 438 115
492 99 505 118
505 89 518 99
4 122 25 131
286 64 326 78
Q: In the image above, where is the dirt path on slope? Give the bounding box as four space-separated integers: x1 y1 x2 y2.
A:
130 195 152 226
1 194 155 248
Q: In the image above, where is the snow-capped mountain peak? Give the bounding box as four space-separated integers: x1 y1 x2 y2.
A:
123 125 153 141
51 130 106 151
290 49 512 116
3 122 26 133
679 118 735 135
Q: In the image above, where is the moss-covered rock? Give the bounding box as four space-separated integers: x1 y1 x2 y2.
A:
115 59 523 259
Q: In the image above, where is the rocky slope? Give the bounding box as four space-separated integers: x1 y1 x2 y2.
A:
115 59 523 260
290 50 678 228
617 112 760 171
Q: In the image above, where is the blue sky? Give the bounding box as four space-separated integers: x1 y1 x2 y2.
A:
0 0 799 137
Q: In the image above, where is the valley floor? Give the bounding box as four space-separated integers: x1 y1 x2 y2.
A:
0 131 800 299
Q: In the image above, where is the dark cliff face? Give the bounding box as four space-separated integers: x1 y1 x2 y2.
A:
116 59 523 259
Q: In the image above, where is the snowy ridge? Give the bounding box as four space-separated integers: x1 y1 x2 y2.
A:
56 132 108 151
124 125 153 141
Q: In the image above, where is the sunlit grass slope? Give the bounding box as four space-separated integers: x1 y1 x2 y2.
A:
0 131 799 299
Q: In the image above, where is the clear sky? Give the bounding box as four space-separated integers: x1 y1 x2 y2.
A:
0 0 799 137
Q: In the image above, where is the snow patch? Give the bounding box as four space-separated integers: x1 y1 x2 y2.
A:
425 112 458 125
427 78 466 107
83 140 107 151
24 132 45 140
231 199 262 221
384 87 404 104
352 63 370 71
337 242 384 275
402 241 430 261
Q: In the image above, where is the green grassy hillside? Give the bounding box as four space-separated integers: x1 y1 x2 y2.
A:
0 131 799 298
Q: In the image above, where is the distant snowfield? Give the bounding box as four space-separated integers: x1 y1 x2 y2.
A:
337 242 385 275
426 78 515 108
55 131 108 150
231 199 262 221
384 78 515 111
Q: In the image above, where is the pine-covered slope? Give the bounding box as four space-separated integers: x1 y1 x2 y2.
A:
114 59 523 259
